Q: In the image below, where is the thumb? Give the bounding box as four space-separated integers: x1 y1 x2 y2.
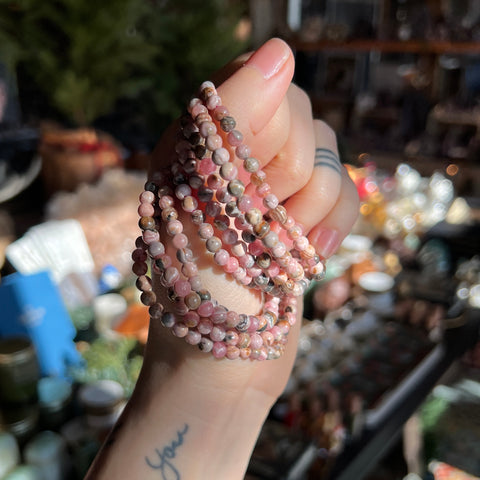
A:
150 38 294 173
216 38 294 144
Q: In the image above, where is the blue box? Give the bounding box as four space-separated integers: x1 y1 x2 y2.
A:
0 271 82 377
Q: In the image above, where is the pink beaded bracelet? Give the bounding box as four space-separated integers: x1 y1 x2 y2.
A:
132 81 325 360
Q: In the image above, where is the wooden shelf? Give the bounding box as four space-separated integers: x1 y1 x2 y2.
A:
289 38 480 55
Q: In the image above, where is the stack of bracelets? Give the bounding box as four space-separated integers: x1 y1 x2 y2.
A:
132 81 326 361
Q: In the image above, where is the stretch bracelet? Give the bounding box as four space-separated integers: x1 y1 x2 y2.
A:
132 81 325 360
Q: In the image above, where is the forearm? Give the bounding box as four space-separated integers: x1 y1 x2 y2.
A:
84 336 277 480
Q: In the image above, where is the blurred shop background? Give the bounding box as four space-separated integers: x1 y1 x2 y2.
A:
0 1 479 479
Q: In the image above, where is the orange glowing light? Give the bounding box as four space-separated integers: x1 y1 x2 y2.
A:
446 164 459 176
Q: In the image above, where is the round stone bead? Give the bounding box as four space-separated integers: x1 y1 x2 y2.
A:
263 231 279 248
216 187 233 204
250 333 263 349
237 333 251 348
174 280 191 297
244 157 259 173
210 325 226 342
263 194 279 209
136 275 152 292
231 242 246 257
189 275 202 291
220 163 238 181
132 248 147 263
211 306 227 324
241 231 256 244
225 310 240 328
237 195 253 212
140 190 155 204
154 254 171 271
214 249 229 266
191 209 205 225
205 201 222 218
143 229 160 245
227 129 243 146
140 290 156 306
176 247 193 264
132 261 148 276
185 292 201 310
239 347 252 359
206 134 222 151
212 342 227 358
139 216 155 231
200 80 215 94
220 116 236 132
212 147 230 165
250 170 266 186
199 337 214 353
198 318 213 335
214 215 230 231
213 105 228 121
185 330 202 345
245 208 262 225
166 219 183 236
198 290 211 301
256 252 272 269
254 221 270 238
224 201 240 218
198 223 214 239
256 182 271 198
225 330 239 345
226 346 240 360
148 242 165 258
206 95 221 110
161 207 178 222
138 203 154 217
235 144 251 160
158 195 174 209
198 157 216 175
173 233 188 249
173 323 188 338
249 240 264 257
189 175 204 190
197 301 214 317
224 257 239 274
294 236 309 251
149 303 164 319
222 228 238 245
199 121 216 137
160 312 176 328
175 184 191 200
183 311 200 327
207 174 223 190
164 266 180 286
182 196 198 212
227 179 245 197
144 181 158 193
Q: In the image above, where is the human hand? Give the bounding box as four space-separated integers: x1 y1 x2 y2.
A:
87 38 359 480
143 37 359 399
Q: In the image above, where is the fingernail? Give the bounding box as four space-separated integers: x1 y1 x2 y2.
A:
244 38 290 79
310 227 341 258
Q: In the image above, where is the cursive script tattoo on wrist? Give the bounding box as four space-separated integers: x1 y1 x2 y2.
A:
145 424 189 480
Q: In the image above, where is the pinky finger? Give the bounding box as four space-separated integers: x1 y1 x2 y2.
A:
308 167 359 259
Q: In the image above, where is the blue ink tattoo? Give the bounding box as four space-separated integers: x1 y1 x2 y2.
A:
146 424 189 480
314 148 342 173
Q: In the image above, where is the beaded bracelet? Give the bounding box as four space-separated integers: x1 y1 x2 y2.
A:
132 81 325 360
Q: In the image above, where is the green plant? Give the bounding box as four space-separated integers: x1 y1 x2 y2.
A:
0 0 247 128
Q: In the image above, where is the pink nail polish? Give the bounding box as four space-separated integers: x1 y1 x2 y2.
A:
310 227 341 258
244 38 290 79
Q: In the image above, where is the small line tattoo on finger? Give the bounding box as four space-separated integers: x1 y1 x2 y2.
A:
314 148 342 174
